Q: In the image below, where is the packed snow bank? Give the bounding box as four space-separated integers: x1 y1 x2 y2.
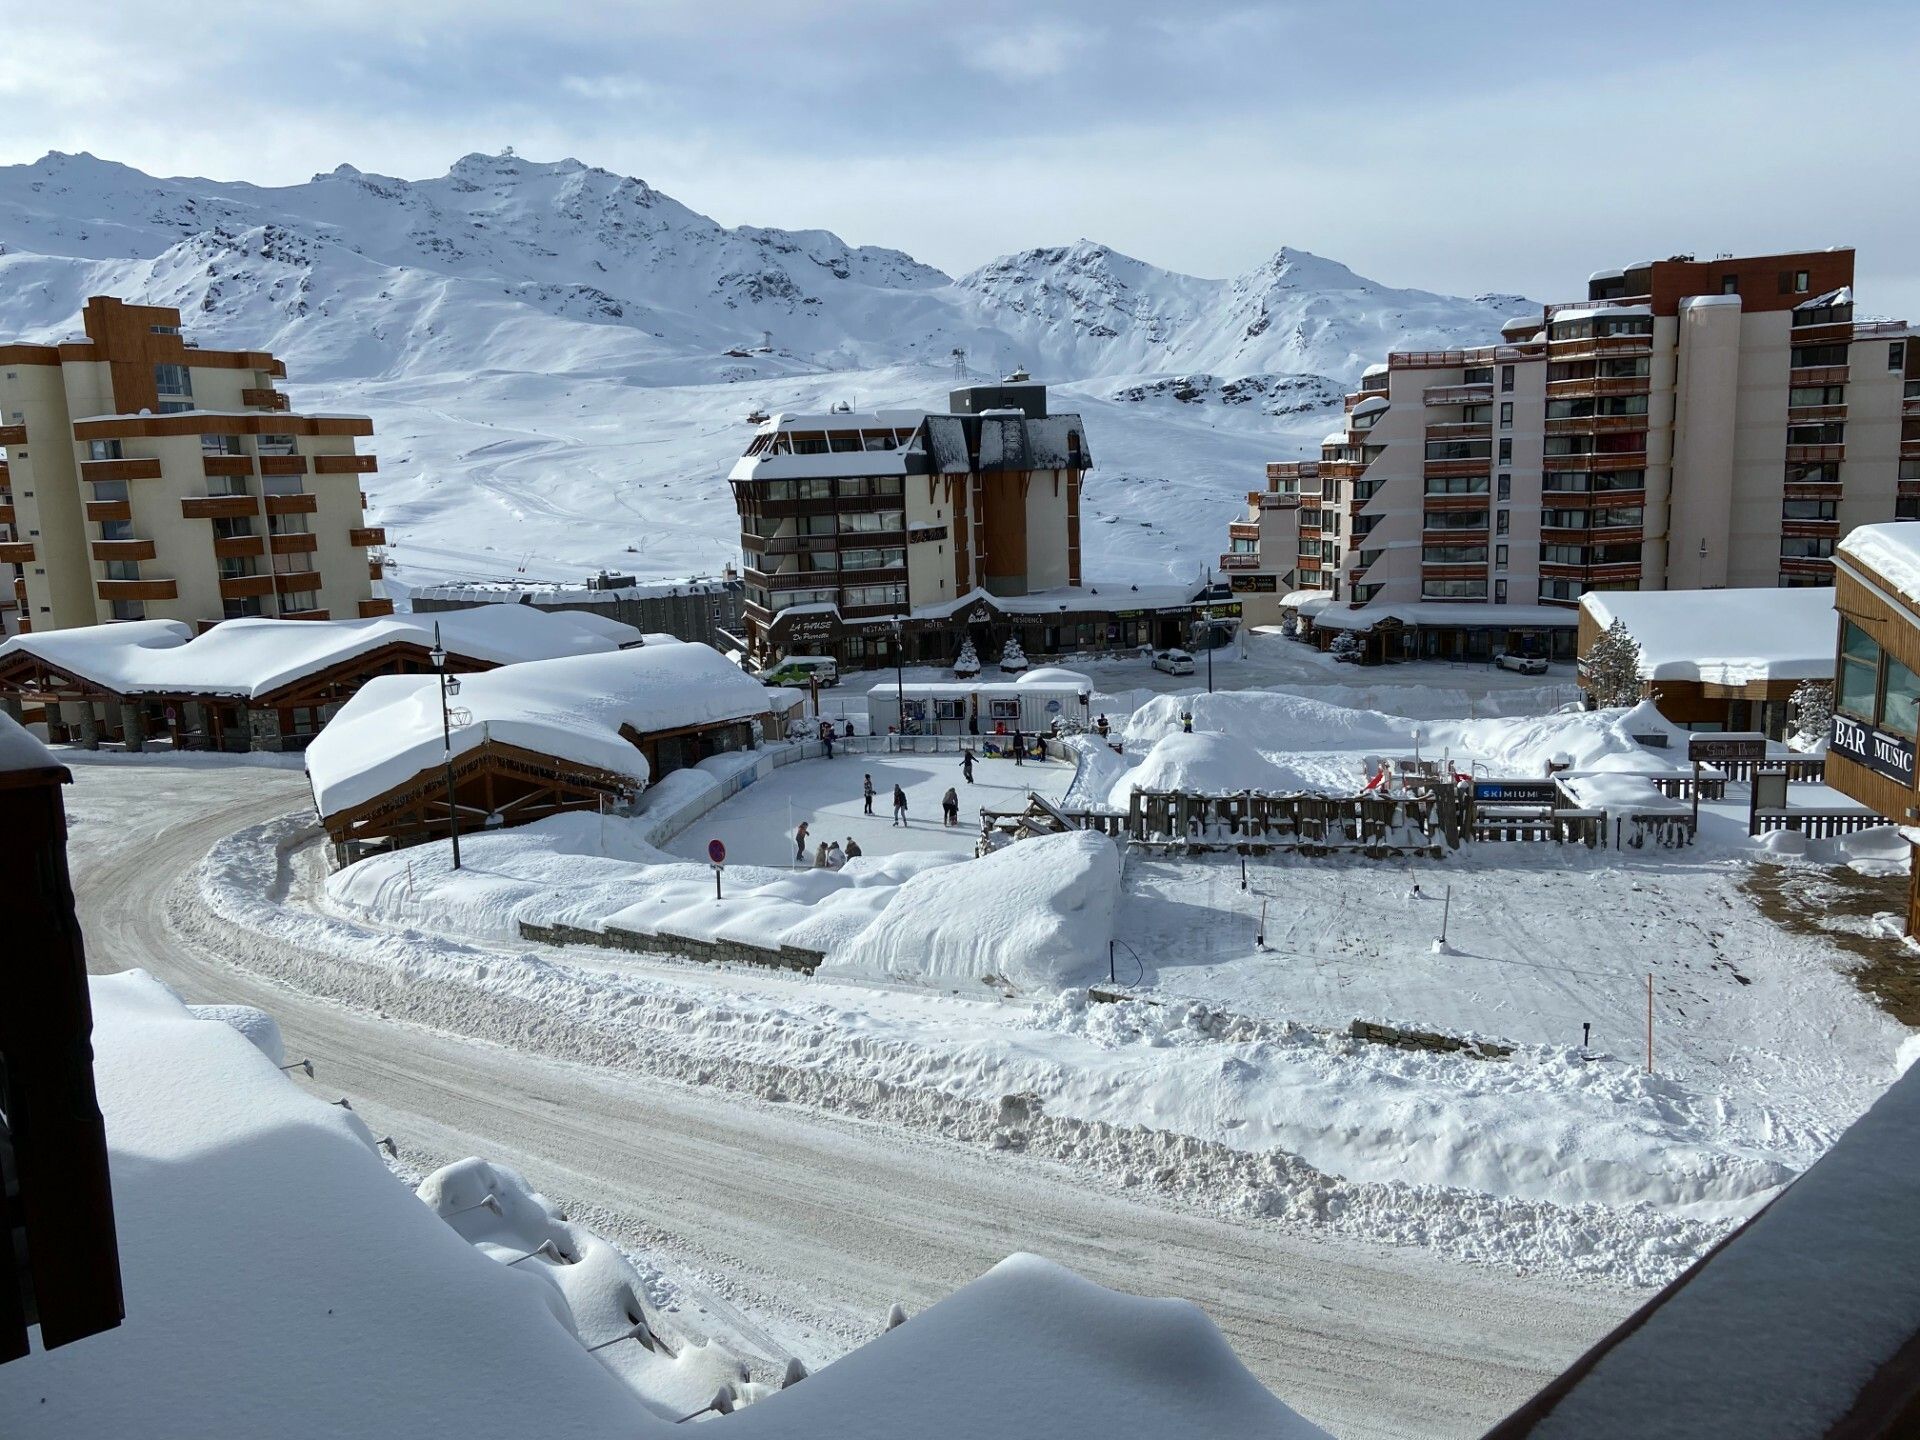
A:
724 1255 1328 1440
420 1158 757 1420
831 830 1122 990
0 972 644 1439
1108 730 1315 808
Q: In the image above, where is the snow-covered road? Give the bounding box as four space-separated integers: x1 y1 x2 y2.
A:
65 760 1630 1439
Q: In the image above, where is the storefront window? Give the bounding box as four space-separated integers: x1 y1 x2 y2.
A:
1838 621 1879 720
1883 655 1920 739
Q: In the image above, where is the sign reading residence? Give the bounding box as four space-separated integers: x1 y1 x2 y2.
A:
1831 713 1918 786
1687 734 1768 764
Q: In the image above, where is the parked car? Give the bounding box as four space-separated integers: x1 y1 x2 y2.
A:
1151 648 1195 676
757 654 839 688
1494 651 1548 675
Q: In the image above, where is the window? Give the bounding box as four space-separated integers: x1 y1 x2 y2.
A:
99 519 133 541
1459 403 1492 424
1542 507 1589 529
153 363 192 397
1779 535 1835 559
1500 365 1515 393
208 475 250 498
201 433 244 456
1786 461 1841 485
223 597 264 619
1792 343 1849 368
262 474 304 496
1496 510 1510 536
1497 473 1512 500
257 434 297 456
1422 578 1487 600
212 516 254 539
1424 508 1487 531
1593 505 1644 528
1892 342 1907 372
268 514 308 535
1783 498 1838 521
1721 275 1738 295
1498 438 1512 464
827 432 862 453
110 600 145 621
1786 423 1845 447
103 560 140 581
837 509 905 534
789 433 828 455
218 556 257 579
1795 270 1810 293
281 591 318 614
87 440 123 461
1495 544 1509 571
1495 579 1508 603
1499 402 1513 429
1425 440 1491 461
1424 474 1489 495
1788 386 1847 407
1423 544 1488 564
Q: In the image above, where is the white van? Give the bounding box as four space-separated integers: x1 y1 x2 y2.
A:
757 654 840 688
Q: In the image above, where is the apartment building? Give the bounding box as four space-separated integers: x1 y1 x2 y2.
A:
0 296 386 636
728 378 1194 670
1226 248 1920 662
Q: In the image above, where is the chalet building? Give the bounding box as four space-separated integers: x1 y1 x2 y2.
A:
0 606 639 752
728 377 1205 669
306 641 793 861
1228 249 1919 662
1575 587 1837 737
1826 525 1920 936
0 296 386 637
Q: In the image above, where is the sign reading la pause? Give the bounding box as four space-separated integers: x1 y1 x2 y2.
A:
1831 713 1918 785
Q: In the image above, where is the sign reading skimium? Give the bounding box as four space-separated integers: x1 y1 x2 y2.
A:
1831 712 1918 786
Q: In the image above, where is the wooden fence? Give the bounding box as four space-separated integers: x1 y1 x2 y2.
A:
1126 789 1444 856
1752 809 1891 840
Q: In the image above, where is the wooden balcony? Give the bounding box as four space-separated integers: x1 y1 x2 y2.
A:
314 453 377 475
1902 439 1920 461
96 578 178 601
1543 451 1647 472
1790 321 1853 345
1785 444 1847 464
1545 376 1650 400
1266 461 1316 483
272 570 323 594
214 535 265 559
264 493 318 515
1547 335 1652 359
1540 526 1594 545
1788 404 1849 424
1422 458 1491 479
0 504 12 526
81 458 163 483
359 598 395 618
0 541 34 564
269 532 319 555
348 526 387 547
241 388 290 411
1420 563 1488 580
1218 554 1263 572
1422 527 1489 544
0 425 26 446
182 495 260 520
218 574 276 600
1782 519 1841 540
1422 491 1495 509
1790 365 1849 387
1423 383 1493 406
203 455 254 478
85 500 133 523
90 539 157 562
279 608 331 621
1425 422 1492 440
368 558 384 581
1228 521 1262 541
258 455 309 477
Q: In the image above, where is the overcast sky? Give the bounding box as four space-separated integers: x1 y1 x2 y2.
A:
5 1 1918 313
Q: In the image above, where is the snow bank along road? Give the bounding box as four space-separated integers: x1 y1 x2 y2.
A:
66 761 1631 1440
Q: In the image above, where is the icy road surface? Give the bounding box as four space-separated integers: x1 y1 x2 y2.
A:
65 759 1627 1440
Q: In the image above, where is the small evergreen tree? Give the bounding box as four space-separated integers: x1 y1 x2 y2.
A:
1328 630 1364 663
1789 678 1834 751
998 635 1028 673
952 636 981 677
1580 617 1645 708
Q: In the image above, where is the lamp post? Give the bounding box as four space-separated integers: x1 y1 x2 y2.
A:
1203 566 1215 695
892 615 907 747
430 622 462 870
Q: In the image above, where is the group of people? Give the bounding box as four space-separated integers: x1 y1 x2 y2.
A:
793 819 864 869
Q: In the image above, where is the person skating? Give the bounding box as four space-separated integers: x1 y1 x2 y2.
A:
960 749 975 784
892 784 908 827
827 840 846 869
942 786 960 827
862 773 875 816
844 836 863 860
794 820 810 862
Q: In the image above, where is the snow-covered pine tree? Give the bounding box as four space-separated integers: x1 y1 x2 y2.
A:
952 636 981 677
998 635 1028 673
1788 678 1834 751
1580 617 1645 708
1328 630 1364 663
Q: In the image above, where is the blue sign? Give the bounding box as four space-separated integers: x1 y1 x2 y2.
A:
1044 699 1062 714
1474 780 1560 804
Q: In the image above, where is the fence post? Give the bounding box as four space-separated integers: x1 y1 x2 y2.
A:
1646 973 1654 1074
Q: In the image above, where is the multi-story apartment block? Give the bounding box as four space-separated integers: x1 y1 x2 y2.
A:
730 378 1204 671
1226 249 1920 662
0 296 386 635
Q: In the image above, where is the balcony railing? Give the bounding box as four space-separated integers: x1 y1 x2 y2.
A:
85 500 133 523
1543 414 1647 435
1786 444 1847 464
1425 421 1492 440
314 454 377 475
359 598 395 618
0 541 34 564
0 425 25 446
349 526 387 547
1788 404 1849 424
1218 554 1262 572
219 574 277 599
1423 383 1494 406
1545 376 1650 400
270 532 319 555
1228 522 1262 541
1790 365 1849 387
213 535 265 559
264 493 318 515
90 539 157 562
96 577 178 601
272 570 323 594
81 458 163 483
182 495 260 520
241 388 290 411
259 455 309 477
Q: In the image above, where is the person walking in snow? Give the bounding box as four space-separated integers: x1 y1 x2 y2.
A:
1181 710 1193 734
844 836 862 860
960 749 975 784
1012 726 1024 766
794 820 810 862
819 719 835 760
862 772 875 815
1096 713 1110 739
827 840 845 869
814 840 831 869
892 784 909 827
942 786 960 827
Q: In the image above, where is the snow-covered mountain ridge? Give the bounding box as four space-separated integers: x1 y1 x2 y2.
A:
0 149 1535 590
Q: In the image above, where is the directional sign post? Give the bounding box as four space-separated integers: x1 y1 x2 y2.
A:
708 838 726 901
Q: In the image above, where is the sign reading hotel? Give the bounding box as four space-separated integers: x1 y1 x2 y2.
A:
1831 713 1918 786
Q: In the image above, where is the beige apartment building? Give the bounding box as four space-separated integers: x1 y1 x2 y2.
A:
0 296 386 635
1225 248 1920 661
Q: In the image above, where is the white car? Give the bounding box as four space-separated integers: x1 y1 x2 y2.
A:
1151 648 1196 676
1494 651 1548 675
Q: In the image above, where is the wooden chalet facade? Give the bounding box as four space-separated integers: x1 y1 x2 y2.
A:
0 638 502 753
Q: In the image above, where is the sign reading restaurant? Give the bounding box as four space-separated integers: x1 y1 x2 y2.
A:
1831 712 1917 786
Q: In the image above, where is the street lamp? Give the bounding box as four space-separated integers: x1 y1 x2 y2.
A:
891 615 907 749
430 622 462 870
1203 566 1215 695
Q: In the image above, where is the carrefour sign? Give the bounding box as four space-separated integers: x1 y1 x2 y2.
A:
1831 713 1917 786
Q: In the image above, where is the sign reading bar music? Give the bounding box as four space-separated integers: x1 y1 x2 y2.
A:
1831 712 1918 786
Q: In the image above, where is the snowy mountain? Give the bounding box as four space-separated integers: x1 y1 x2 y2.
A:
0 150 1534 591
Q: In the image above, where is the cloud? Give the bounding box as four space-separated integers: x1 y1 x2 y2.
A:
962 22 1094 81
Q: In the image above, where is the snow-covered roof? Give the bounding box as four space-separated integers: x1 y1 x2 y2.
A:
1501 314 1544 333
0 711 62 775
910 584 1196 621
1351 395 1390 417
1320 429 1348 447
1580 587 1837 685
1550 303 1653 325
0 607 640 699
758 408 924 432
305 643 775 817
866 679 1084 699
1837 523 1920 609
1679 294 1743 310
1281 591 1336 614
415 577 733 604
1312 602 1578 631
1017 666 1093 689
1587 268 1626 284
1796 285 1852 309
1361 362 1390 377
